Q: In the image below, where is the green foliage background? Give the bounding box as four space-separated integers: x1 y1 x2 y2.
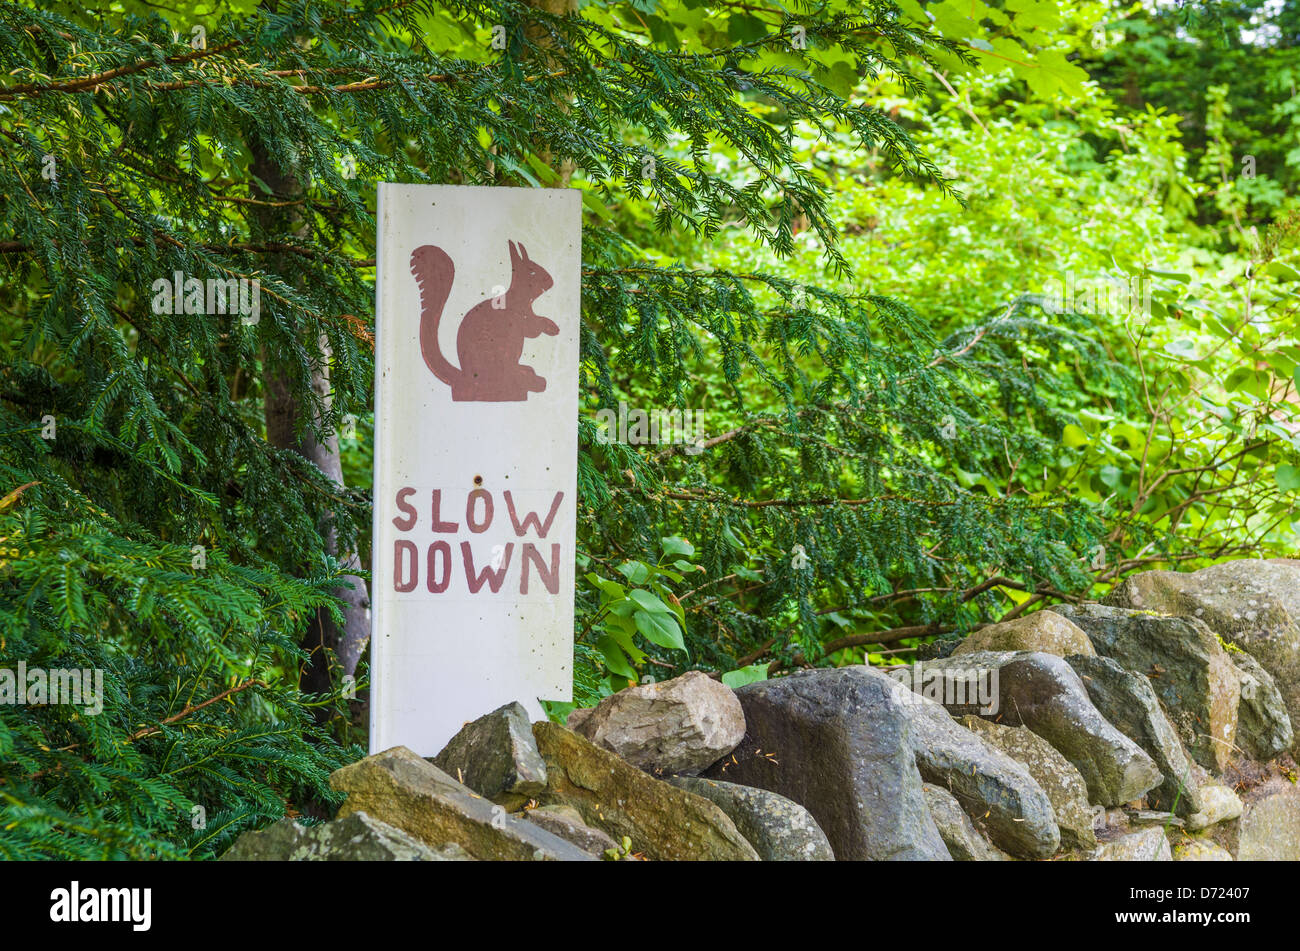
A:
0 0 1296 856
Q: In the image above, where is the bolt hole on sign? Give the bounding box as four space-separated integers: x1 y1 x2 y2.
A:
372 184 580 755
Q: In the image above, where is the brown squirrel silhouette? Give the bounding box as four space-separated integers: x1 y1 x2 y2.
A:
409 240 559 402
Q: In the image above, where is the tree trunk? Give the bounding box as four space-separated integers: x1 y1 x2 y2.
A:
251 145 370 701
526 0 578 186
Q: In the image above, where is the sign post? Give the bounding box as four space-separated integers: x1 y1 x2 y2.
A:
371 184 580 755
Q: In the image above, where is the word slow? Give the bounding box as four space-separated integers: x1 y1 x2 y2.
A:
390 486 565 595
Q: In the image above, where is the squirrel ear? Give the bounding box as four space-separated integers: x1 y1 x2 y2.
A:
517 243 531 262
507 240 519 264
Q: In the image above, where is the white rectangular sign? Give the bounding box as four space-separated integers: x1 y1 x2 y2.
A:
371 183 580 756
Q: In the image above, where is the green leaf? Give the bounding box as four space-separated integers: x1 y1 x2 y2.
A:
489 151 541 187
1224 367 1253 392
1276 465 1300 492
629 588 672 614
721 664 769 688
930 0 976 38
1006 0 1059 30
1265 261 1300 282
618 561 651 585
660 536 695 557
540 699 577 725
726 13 767 44
596 634 638 678
585 572 626 599
607 599 638 618
721 523 746 551
634 610 685 650
644 15 678 49
1062 423 1089 448
603 617 647 663
1146 269 1193 284
822 60 858 98
1013 47 1088 100
581 188 613 221
524 152 560 184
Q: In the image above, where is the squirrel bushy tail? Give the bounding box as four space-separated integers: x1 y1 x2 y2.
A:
409 245 460 387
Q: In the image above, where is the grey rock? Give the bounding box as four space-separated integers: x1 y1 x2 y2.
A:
1171 837 1234 861
566 670 745 775
431 701 547 810
959 715 1096 851
915 635 964 661
701 666 950 860
1125 810 1183 829
1236 786 1300 860
1179 559 1300 743
565 706 594 733
1065 654 1202 815
890 658 1000 716
1095 806 1134 837
1068 827 1173 861
905 651 1162 806
532 721 759 861
921 784 1012 861
220 812 471 861
1102 558 1300 756
1054 603 1241 771
1186 756 1214 792
1226 649 1294 760
1185 784 1243 832
953 610 1095 658
330 746 595 861
521 805 617 856
904 696 1059 858
669 776 834 861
